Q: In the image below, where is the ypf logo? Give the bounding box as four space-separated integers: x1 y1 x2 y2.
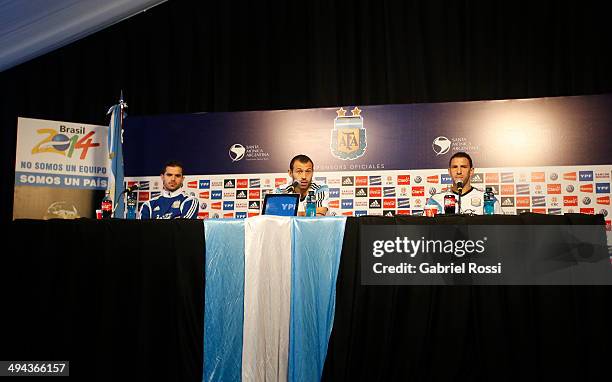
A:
432 136 451 156
341 199 354 209
441 174 453 184
229 144 246 162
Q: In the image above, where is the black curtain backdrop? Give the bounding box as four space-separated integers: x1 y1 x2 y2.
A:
1 0 612 222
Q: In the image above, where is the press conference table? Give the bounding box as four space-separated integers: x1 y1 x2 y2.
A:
2 214 612 381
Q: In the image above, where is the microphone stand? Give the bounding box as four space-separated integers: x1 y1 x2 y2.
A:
457 186 463 214
112 189 127 217
112 186 139 217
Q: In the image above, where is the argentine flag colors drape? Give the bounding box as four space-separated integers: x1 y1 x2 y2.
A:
106 94 127 218
203 216 346 382
204 219 246 382
242 216 293 381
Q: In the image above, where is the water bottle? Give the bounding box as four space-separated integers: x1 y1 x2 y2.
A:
483 187 495 215
126 191 137 219
305 190 316 217
101 190 113 219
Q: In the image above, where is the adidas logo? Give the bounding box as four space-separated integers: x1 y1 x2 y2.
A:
502 198 513 206
356 189 367 197
249 202 260 209
370 200 380 208
343 178 354 185
471 174 483 182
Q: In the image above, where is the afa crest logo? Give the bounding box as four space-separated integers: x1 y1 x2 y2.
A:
331 107 366 160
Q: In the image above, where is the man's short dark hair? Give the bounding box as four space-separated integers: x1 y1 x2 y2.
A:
289 154 313 170
161 160 184 174
449 152 473 168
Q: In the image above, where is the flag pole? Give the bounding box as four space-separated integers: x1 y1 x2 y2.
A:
107 91 128 218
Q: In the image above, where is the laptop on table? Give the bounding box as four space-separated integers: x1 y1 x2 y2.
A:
261 193 300 216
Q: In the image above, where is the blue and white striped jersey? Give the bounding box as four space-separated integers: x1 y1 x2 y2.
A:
139 189 199 219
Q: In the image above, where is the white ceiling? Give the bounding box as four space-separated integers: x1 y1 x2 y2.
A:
0 0 167 72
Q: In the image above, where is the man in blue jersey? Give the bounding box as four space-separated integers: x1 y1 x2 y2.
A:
426 152 501 214
139 160 199 219
276 154 329 216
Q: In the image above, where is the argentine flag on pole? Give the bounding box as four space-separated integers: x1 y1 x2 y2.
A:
107 92 127 218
